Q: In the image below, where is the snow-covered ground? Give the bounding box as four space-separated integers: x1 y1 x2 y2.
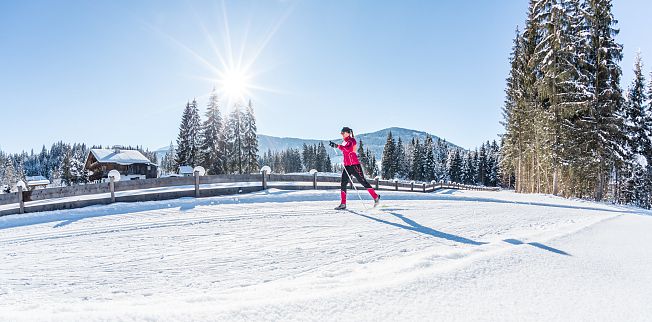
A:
1 189 651 321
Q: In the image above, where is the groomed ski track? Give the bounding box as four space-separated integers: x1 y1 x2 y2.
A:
1 189 651 321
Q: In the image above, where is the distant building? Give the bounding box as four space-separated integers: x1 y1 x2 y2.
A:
84 148 157 182
25 175 50 190
178 165 195 177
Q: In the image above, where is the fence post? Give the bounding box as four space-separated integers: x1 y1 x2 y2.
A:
375 178 379 190
313 172 317 189
262 171 268 189
395 181 399 191
18 185 24 214
411 182 414 191
423 183 426 192
194 171 200 198
110 177 115 203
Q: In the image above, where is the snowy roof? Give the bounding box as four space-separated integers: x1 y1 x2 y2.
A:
178 166 194 174
88 149 155 166
25 176 50 186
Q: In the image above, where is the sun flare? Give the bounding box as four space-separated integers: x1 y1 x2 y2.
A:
218 67 250 103
146 1 293 108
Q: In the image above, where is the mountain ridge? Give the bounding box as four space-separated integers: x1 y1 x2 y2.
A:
156 127 463 162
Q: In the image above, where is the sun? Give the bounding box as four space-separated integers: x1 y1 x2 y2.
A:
218 67 250 102
146 1 293 107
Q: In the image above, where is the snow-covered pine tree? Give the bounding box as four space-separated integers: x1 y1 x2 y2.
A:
555 0 598 196
619 52 652 207
396 137 408 179
175 100 202 170
2 158 18 191
381 131 397 179
38 146 49 177
501 0 628 202
242 100 259 174
517 0 544 194
301 143 312 171
405 138 415 180
487 140 501 187
369 153 378 177
23 149 38 177
61 150 74 187
272 151 281 173
15 157 26 184
225 103 245 174
447 149 463 183
161 142 176 175
461 151 475 185
0 152 5 190
531 0 578 195
358 140 371 173
472 149 480 185
323 144 333 172
646 71 652 165
71 144 89 184
579 0 625 201
260 149 272 170
500 27 525 192
200 89 226 175
434 139 449 181
423 136 435 181
314 143 323 172
316 142 330 172
357 140 367 162
501 10 544 195
625 52 650 158
276 148 302 173
477 143 488 185
410 139 423 182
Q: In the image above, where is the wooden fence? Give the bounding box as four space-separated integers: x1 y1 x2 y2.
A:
0 172 498 217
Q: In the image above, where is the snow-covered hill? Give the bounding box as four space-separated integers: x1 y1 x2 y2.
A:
259 126 462 160
1 189 651 321
155 127 463 164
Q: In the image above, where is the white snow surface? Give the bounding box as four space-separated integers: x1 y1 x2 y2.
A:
1 189 651 321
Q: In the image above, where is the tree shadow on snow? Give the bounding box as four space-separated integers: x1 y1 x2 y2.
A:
424 194 641 215
348 210 571 256
52 218 79 228
347 210 486 246
503 238 571 256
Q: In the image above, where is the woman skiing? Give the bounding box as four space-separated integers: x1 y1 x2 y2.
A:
329 127 381 210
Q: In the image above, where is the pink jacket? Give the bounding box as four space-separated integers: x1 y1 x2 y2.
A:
338 137 360 166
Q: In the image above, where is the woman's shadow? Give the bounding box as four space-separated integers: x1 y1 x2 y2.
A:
347 210 571 256
347 210 486 246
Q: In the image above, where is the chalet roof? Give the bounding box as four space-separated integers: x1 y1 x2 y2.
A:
25 176 50 186
88 149 155 166
178 165 194 174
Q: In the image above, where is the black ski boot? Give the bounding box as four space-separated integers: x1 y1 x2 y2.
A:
334 203 347 210
373 195 381 208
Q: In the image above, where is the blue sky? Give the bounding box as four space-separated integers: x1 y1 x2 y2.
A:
1 0 650 153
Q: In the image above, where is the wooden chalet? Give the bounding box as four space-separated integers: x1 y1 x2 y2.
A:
85 148 157 182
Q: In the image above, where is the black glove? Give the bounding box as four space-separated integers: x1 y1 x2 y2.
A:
329 141 338 148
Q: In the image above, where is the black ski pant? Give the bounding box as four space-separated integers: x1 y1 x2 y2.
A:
341 164 373 192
